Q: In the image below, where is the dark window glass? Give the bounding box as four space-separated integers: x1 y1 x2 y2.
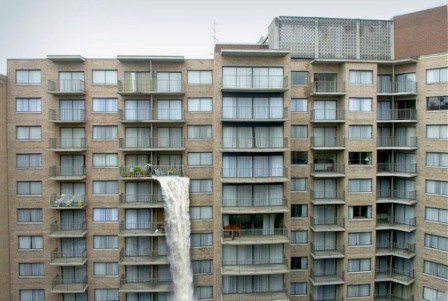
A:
291 204 307 218
349 152 372 165
427 96 448 111
291 72 308 85
291 151 308 165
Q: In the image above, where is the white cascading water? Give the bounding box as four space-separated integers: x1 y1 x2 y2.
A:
153 176 195 301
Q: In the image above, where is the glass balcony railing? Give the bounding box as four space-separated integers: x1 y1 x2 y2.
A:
377 109 417 121
49 138 86 150
376 216 416 230
377 81 417 94
311 163 345 175
377 163 417 174
48 80 85 94
50 194 86 208
49 166 86 178
48 109 86 122
312 81 345 94
311 109 345 121
311 136 345 148
376 189 416 202
377 136 417 148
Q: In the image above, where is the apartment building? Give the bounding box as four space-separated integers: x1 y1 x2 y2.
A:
2 5 447 301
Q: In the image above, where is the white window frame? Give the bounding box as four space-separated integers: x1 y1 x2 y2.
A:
187 98 212 112
426 125 448 139
16 126 42 141
92 126 118 140
16 98 41 113
92 153 118 168
349 70 373 84
16 70 41 85
349 125 373 139
426 67 448 84
349 98 372 112
92 70 118 85
92 208 118 222
349 179 372 193
188 152 212 166
92 98 118 113
188 70 213 85
424 233 448 252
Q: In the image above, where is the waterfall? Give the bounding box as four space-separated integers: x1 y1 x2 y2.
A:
153 176 195 301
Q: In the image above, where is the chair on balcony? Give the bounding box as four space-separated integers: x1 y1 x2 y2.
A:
54 194 66 207
224 225 241 240
62 195 76 207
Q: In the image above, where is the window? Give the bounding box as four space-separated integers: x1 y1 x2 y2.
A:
192 260 212 274
92 70 117 85
190 207 212 220
349 206 372 219
291 71 308 85
93 235 118 249
93 181 118 194
17 181 42 195
157 72 182 92
18 236 43 250
191 233 213 247
194 286 213 300
425 234 448 252
427 152 448 168
188 71 212 85
349 179 372 192
349 98 372 112
188 153 212 166
19 263 44 277
424 260 448 279
291 204 307 218
16 70 41 84
349 70 373 84
93 208 118 222
223 67 284 89
426 180 448 196
93 154 118 168
17 209 42 223
16 126 41 140
291 257 308 270
291 151 308 165
347 284 370 298
188 125 212 139
427 67 448 84
92 98 118 112
348 259 371 272
291 98 307 112
188 98 212 112
349 152 372 165
94 289 119 301
16 98 41 112
92 126 118 140
348 232 372 246
291 178 307 191
427 125 448 139
423 286 445 301
291 125 308 138
291 231 307 244
16 154 42 169
425 207 448 224
349 125 372 139
93 262 118 276
291 282 307 296
427 96 448 111
190 179 212 193
20 289 45 301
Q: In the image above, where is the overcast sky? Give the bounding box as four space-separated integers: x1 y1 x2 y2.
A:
0 0 445 74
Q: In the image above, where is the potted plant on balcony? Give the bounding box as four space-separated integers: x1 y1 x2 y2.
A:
132 166 143 176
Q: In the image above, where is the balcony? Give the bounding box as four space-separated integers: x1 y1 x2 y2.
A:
310 243 345 259
119 249 169 265
377 163 417 177
222 228 289 245
374 293 414 301
48 166 87 181
222 137 288 152
375 268 415 285
376 242 416 259
221 167 288 183
310 269 344 285
222 288 289 301
119 165 183 179
310 217 345 232
119 193 163 208
48 109 86 124
376 189 417 205
119 275 172 292
311 137 345 150
221 197 288 214
119 108 185 123
118 222 165 236
50 194 87 209
221 75 289 92
377 109 417 123
49 221 87 238
50 248 87 266
48 80 85 96
310 295 344 301
51 275 88 293
377 136 417 150
311 190 345 205
311 81 345 95
118 79 184 95
221 106 288 122
119 137 185 151
311 110 345 123
49 138 87 152
311 163 345 178
376 216 416 232
377 81 417 96
221 258 288 275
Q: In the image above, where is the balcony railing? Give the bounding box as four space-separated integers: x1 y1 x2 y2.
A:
222 106 287 120
311 295 344 301
119 108 184 122
311 163 345 175
312 81 345 94
376 242 416 257
48 79 85 94
50 194 86 208
119 221 165 235
222 197 286 208
119 165 183 177
221 258 288 275
222 228 288 239
376 189 416 202
222 137 287 149
377 109 417 121
119 248 167 262
222 286 288 296
311 136 345 148
376 216 416 230
377 163 417 174
50 248 87 265
119 274 172 288
119 137 184 149
49 138 86 150
311 110 345 122
311 243 345 258
50 221 87 236
49 166 86 178
119 193 163 206
48 109 86 122
375 268 415 284
378 81 417 94
51 274 88 293
311 217 345 230
118 79 152 94
222 75 288 90
310 268 344 284
377 136 417 148
374 293 414 301
222 167 287 178
311 190 344 201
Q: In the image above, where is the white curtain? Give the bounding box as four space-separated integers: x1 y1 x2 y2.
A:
126 237 150 256
60 100 84 121
270 97 283 118
238 98 252 119
254 97 269 118
253 68 268 88
237 68 252 88
222 97 237 118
